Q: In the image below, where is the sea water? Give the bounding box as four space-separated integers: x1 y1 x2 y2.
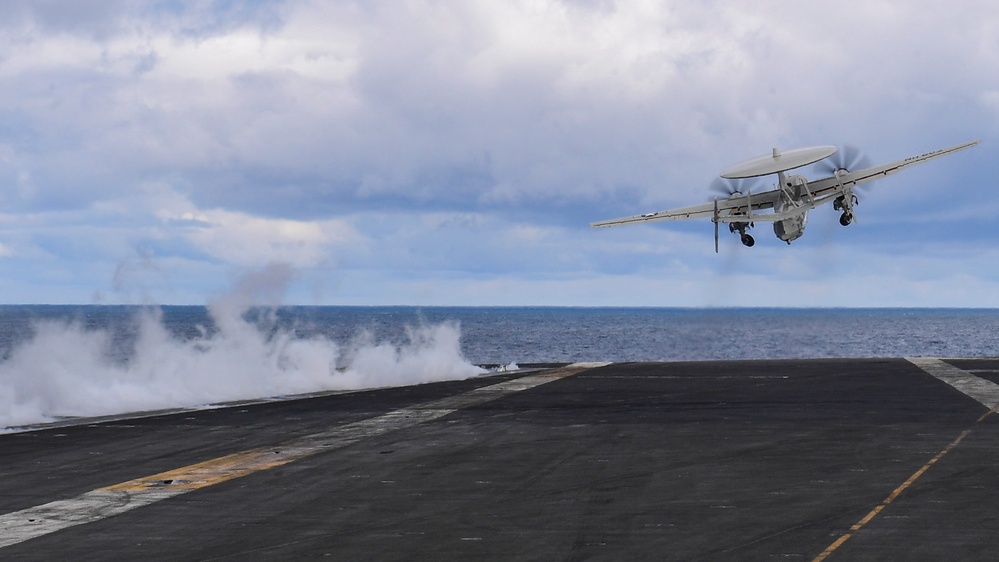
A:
1 305 997 363
1 306 997 429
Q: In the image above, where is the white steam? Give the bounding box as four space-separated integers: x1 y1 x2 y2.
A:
0 266 485 430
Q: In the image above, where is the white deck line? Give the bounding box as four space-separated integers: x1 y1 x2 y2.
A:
0 364 603 549
906 357 999 410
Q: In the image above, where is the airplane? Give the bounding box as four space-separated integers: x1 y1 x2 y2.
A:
590 140 980 252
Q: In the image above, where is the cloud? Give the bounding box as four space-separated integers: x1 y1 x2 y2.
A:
163 206 364 268
3 1 993 211
0 0 995 305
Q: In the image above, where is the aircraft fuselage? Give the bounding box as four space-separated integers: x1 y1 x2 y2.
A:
772 171 809 244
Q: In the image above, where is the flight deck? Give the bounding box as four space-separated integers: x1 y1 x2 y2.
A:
2 358 998 560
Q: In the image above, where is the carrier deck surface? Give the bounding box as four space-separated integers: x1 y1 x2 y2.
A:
2 358 998 560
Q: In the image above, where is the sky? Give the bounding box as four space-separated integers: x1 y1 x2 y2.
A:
0 0 997 307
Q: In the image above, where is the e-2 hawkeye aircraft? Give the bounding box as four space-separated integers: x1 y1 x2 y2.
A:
591 140 980 251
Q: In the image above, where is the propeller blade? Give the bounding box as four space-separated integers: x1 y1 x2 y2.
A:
816 144 875 198
709 177 736 196
815 144 871 176
815 159 837 175
840 145 872 171
709 177 763 198
713 197 719 253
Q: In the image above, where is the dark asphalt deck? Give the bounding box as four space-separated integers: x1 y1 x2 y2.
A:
2 358 999 561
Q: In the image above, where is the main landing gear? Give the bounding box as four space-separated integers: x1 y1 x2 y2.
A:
730 222 755 247
834 193 859 227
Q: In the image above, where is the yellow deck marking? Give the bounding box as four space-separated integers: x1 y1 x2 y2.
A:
813 428 972 561
814 358 998 561
0 364 604 549
102 448 296 492
813 533 853 561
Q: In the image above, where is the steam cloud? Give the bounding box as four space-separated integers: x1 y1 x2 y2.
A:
0 265 485 430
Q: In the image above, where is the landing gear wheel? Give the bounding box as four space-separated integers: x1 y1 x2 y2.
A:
839 212 853 226
741 233 755 247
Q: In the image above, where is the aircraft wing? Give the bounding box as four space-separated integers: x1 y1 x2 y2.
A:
590 188 782 228
802 139 981 200
590 139 980 229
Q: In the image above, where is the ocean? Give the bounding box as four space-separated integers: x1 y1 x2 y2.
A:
2 305 999 364
1 306 997 429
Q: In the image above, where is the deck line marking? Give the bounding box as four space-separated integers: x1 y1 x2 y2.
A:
906 357 999 409
0 363 606 549
812 428 971 562
814 358 998 561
